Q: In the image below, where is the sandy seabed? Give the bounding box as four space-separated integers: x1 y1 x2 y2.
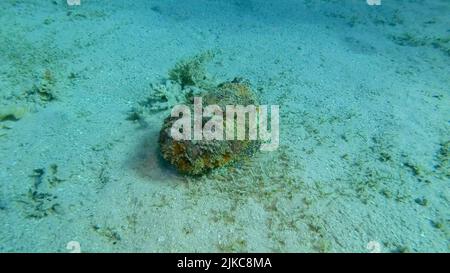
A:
0 0 449 252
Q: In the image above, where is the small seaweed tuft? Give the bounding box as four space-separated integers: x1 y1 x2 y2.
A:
168 51 215 89
435 140 450 178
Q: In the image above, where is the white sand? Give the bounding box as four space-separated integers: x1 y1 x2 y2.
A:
0 0 449 252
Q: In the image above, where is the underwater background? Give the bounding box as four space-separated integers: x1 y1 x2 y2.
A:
0 0 449 252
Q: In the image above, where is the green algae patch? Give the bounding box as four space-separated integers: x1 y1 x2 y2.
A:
168 51 216 89
435 140 450 179
23 69 59 104
390 33 450 56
